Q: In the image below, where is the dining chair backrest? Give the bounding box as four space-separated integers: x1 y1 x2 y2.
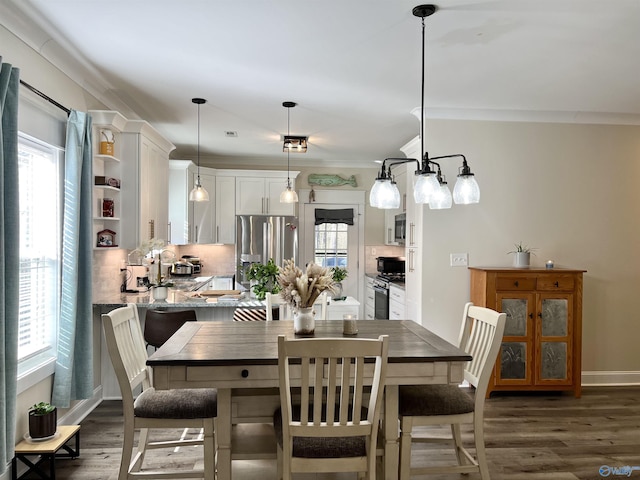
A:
276 334 389 478
266 291 329 321
458 302 507 397
143 308 197 348
103 304 151 411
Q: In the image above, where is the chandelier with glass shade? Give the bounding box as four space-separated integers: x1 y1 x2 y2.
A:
369 4 480 210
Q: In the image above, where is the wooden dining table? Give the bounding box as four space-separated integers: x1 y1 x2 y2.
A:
147 320 470 480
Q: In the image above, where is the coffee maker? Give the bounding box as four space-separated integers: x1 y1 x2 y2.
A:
124 265 149 292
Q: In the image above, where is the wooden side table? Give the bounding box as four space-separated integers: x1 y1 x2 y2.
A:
12 425 80 480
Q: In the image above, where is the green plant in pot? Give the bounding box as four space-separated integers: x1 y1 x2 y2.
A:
508 242 536 268
28 402 57 439
330 266 348 299
246 258 281 300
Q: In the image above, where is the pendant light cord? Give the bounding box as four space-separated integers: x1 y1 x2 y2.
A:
420 14 426 168
287 106 291 184
197 102 201 183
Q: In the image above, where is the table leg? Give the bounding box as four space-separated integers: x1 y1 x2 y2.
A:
383 385 399 480
217 389 232 480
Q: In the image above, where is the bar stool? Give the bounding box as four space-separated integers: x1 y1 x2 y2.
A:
143 308 197 349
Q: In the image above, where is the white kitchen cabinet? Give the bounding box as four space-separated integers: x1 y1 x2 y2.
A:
401 137 422 324
120 120 175 249
90 111 127 250
235 173 297 216
168 160 196 244
364 275 375 320
215 174 236 244
191 169 216 244
389 283 406 320
324 297 360 320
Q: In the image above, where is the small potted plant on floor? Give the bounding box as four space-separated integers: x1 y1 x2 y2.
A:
508 242 536 268
29 402 57 439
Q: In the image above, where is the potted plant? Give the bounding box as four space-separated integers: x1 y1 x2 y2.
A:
508 242 536 268
246 258 281 300
330 266 348 299
28 402 57 439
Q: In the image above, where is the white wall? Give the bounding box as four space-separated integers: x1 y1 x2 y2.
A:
417 119 640 376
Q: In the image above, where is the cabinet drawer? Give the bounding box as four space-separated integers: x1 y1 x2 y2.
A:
496 276 537 291
537 275 575 291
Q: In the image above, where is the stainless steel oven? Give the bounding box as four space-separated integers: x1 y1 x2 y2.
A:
373 277 390 320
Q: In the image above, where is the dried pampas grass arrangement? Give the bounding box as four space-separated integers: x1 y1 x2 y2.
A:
277 259 336 310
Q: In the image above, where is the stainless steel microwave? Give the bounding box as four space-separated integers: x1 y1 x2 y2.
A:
394 213 406 245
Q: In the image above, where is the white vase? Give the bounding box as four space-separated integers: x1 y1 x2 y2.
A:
152 286 168 301
513 252 530 268
294 307 315 335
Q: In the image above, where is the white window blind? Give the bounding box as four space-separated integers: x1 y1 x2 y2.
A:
17 134 62 369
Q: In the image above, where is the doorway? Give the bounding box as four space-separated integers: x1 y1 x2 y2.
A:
299 189 365 315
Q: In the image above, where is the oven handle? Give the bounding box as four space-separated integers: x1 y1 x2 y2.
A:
373 285 389 295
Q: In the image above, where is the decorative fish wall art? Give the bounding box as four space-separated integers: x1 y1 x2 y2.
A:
307 174 357 187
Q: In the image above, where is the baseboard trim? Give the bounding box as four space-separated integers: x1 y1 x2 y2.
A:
582 371 640 386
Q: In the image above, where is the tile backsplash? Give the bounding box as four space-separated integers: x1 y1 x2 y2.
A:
92 244 237 300
364 244 404 274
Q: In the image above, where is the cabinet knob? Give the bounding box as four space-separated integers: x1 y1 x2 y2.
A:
514 280 519 287
554 281 559 287
241 369 249 378
538 312 543 318
529 313 534 319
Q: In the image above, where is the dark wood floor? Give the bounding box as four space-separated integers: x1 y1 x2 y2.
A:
23 386 640 480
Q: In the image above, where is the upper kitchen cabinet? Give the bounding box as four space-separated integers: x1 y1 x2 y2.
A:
215 173 236 244
168 163 236 245
119 120 175 249
235 171 299 216
90 111 128 249
168 160 196 244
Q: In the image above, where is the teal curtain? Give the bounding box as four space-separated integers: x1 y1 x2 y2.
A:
0 57 20 476
52 110 93 407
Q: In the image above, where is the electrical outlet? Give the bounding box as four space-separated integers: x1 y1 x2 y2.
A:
450 253 468 267
371 248 376 255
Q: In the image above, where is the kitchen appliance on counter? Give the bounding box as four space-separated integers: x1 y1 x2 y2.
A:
374 256 406 319
171 259 194 276
236 215 298 289
180 255 202 274
124 265 150 292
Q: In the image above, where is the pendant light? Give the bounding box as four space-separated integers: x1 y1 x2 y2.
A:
280 101 299 203
369 5 480 209
189 97 210 202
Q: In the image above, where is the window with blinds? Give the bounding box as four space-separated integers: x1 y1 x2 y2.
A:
314 222 348 268
17 134 62 371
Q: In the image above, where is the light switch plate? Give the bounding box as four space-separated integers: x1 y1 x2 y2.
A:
450 253 468 267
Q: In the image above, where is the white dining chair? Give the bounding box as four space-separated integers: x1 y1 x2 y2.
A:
274 334 389 480
103 303 217 480
398 302 506 480
266 291 328 321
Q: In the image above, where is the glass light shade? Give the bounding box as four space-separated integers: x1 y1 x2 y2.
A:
429 184 453 210
189 182 210 202
413 173 440 204
280 186 299 203
369 179 400 209
453 175 480 204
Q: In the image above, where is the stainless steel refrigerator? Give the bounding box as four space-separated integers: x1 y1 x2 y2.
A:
236 215 298 289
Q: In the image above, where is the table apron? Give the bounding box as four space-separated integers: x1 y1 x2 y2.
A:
151 361 465 390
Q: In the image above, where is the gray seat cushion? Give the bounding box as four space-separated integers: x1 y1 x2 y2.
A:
399 384 474 416
273 406 366 458
134 388 217 419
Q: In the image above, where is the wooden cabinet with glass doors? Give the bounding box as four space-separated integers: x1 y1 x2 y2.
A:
469 267 585 398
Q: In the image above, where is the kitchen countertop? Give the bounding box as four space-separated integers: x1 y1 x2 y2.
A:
92 289 263 308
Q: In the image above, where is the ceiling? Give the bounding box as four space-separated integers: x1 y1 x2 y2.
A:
3 0 640 168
